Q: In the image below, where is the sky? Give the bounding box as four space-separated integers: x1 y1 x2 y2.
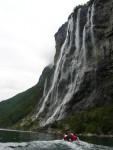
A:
0 0 88 101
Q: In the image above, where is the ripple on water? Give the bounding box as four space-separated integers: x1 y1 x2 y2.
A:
0 140 113 150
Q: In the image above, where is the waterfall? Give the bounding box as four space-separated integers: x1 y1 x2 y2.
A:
82 3 96 68
36 4 97 125
87 7 91 25
43 9 82 125
35 16 73 119
43 78 47 97
82 26 87 66
90 3 96 62
75 8 81 53
91 4 94 46
81 7 91 67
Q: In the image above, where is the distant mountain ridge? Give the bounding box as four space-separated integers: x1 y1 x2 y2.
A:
0 0 113 134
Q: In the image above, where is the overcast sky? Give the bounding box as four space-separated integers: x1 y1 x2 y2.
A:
0 0 88 101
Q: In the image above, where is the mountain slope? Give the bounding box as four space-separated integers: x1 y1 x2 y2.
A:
0 66 52 128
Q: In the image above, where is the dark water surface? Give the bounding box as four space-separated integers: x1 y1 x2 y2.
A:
79 136 113 147
0 129 113 150
0 129 61 142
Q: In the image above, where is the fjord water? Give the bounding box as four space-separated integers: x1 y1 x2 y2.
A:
0 130 113 150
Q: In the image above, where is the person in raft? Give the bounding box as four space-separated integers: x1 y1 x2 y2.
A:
63 133 78 141
63 134 69 141
70 133 78 141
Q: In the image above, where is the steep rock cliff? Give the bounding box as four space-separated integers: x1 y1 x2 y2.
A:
34 0 113 126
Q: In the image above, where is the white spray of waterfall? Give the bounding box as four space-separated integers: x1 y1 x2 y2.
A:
44 9 82 124
58 6 95 118
87 7 91 26
90 3 96 60
75 8 81 52
36 4 97 125
55 6 98 120
54 16 74 108
59 15 74 76
35 16 73 119
43 78 47 97
50 5 97 122
59 16 74 81
82 5 94 67
82 26 87 66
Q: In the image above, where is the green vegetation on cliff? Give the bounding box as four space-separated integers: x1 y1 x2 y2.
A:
0 66 52 128
50 104 113 135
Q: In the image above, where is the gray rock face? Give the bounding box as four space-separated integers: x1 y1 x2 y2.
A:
54 22 68 64
35 0 113 126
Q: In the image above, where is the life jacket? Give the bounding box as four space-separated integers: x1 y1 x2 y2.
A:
70 134 78 141
63 135 69 141
72 135 78 141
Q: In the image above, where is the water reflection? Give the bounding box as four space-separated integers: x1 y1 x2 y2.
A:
0 129 62 143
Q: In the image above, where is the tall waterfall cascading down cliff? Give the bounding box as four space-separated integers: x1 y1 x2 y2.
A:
34 0 113 126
